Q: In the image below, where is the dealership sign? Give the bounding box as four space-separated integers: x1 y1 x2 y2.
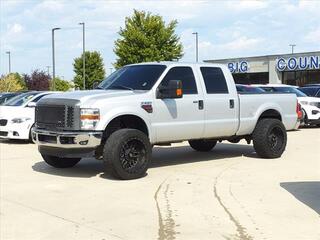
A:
276 56 320 71
227 61 249 73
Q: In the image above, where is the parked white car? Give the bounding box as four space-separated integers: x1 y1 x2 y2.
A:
0 91 53 140
255 84 320 126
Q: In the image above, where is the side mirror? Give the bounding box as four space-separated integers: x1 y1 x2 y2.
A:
92 81 99 89
156 80 183 99
27 102 36 108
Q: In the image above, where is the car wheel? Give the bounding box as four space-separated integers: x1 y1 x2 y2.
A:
103 129 152 180
188 139 217 152
42 155 81 168
252 118 287 158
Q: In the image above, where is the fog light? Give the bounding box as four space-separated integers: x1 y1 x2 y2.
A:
79 140 88 145
13 131 19 136
312 110 320 115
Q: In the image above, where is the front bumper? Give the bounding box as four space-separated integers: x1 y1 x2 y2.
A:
0 121 33 140
32 129 103 158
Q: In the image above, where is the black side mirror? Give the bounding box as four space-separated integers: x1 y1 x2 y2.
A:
92 81 99 89
156 80 183 99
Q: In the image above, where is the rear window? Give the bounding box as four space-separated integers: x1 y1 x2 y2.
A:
200 67 229 94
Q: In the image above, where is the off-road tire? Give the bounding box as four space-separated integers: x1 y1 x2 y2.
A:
42 155 81 168
103 129 152 180
188 139 217 152
252 118 287 158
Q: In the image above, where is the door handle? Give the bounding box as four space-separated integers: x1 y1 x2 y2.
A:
193 100 203 110
229 99 235 109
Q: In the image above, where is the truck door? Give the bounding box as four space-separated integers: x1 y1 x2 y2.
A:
153 66 205 142
199 67 239 138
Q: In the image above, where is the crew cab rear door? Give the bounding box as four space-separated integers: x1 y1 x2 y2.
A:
199 66 239 137
152 66 205 142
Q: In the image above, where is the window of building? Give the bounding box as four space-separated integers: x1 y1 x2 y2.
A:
161 67 198 94
232 72 269 85
200 67 229 94
282 70 320 86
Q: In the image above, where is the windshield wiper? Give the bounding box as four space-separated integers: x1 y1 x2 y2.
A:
108 85 134 91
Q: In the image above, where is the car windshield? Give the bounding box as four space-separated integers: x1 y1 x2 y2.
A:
299 87 319 97
3 92 38 106
273 87 307 97
236 85 265 94
97 64 167 91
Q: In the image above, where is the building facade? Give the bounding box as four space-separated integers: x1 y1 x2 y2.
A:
205 51 320 86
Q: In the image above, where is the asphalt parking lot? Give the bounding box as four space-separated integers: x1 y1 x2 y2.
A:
0 128 319 240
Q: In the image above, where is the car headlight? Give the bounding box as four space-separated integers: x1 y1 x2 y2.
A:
80 108 100 130
11 117 31 124
300 101 308 105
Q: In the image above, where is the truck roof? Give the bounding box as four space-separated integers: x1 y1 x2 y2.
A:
127 61 226 68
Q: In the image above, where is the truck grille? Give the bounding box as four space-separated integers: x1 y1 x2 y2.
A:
0 119 7 126
36 105 76 130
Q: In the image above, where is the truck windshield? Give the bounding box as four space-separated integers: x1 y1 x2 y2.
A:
3 92 38 106
98 65 167 91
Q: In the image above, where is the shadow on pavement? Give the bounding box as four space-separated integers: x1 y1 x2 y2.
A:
280 181 320 215
0 139 32 144
32 143 257 179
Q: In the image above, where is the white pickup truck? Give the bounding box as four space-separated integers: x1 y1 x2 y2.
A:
32 62 299 179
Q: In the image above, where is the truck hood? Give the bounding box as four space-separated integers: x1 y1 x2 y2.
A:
43 90 146 104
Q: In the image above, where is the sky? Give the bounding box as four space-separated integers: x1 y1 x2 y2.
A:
1 0 320 80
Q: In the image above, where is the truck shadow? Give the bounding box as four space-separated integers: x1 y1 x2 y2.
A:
32 143 257 180
280 181 320 215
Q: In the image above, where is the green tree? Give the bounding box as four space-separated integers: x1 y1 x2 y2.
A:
50 77 73 91
114 9 183 68
73 51 105 89
0 74 24 92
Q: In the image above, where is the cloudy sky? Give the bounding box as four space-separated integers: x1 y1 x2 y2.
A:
1 0 320 80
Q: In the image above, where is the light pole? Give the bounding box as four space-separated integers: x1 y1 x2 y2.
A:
192 32 199 62
6 51 11 73
52 27 61 90
46 65 51 76
79 22 85 90
289 44 296 54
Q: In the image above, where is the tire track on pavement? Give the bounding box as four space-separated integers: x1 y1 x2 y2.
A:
154 178 178 240
213 163 253 240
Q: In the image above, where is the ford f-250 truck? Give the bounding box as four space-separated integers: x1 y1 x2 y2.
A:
32 62 299 180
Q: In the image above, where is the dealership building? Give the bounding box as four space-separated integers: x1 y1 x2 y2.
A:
205 51 320 86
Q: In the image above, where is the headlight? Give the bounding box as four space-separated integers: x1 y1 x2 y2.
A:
80 108 100 130
11 117 31 124
300 101 308 105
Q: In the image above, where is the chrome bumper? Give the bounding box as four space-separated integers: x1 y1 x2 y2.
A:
32 129 103 149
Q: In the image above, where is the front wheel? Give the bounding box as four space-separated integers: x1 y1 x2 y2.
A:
103 129 152 180
252 119 287 158
188 139 217 152
42 155 81 168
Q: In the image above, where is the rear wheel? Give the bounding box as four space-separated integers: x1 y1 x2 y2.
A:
103 129 152 180
42 155 81 168
252 119 287 158
188 139 217 152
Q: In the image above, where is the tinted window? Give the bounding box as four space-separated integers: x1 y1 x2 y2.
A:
299 87 318 97
161 67 197 94
98 65 166 91
31 94 50 103
200 67 228 94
